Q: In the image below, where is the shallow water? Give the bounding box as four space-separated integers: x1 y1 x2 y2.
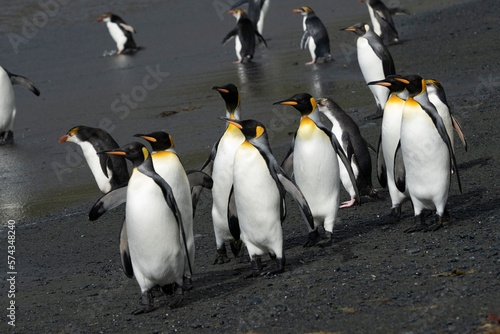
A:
0 0 467 222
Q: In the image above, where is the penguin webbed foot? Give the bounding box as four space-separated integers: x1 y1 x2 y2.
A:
424 211 451 232
0 131 14 145
244 256 263 278
264 257 285 276
315 231 333 248
303 229 320 247
230 239 244 257
404 214 428 233
213 245 231 265
340 198 357 208
304 228 333 247
168 283 184 309
183 276 193 291
131 290 157 315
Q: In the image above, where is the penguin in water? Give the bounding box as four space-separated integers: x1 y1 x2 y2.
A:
0 66 40 145
59 126 129 194
193 84 246 264
359 0 409 45
293 6 332 65
275 93 359 247
134 131 213 289
89 142 191 314
368 75 410 221
224 118 314 277
425 79 467 153
394 75 462 232
97 13 139 55
231 0 271 36
223 9 267 63
316 98 378 207
344 23 395 119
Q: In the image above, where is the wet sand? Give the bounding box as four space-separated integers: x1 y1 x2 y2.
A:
1 0 500 332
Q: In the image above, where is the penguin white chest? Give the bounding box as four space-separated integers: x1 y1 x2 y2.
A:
0 71 16 131
78 141 113 193
357 37 384 82
106 22 127 51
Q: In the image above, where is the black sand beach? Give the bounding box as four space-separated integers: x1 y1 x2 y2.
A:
1 0 500 333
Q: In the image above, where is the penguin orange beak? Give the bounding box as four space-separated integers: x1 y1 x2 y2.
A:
97 17 103 22
105 151 126 156
139 135 157 142
395 78 410 84
344 28 356 32
59 135 69 143
227 10 236 15
216 88 229 94
277 101 298 106
293 9 303 13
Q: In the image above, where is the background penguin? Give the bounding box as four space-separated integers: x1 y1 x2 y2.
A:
89 142 190 314
359 0 409 45
368 75 409 221
316 97 378 207
293 6 332 65
222 9 267 63
193 84 245 264
425 79 467 152
0 66 40 145
134 131 212 290
231 0 271 36
394 75 462 232
97 13 138 54
224 118 314 277
59 125 129 194
275 93 359 247
344 22 395 119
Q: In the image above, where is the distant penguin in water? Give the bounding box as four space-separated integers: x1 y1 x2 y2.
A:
97 13 139 54
293 6 332 65
222 9 267 63
359 0 409 45
231 0 271 36
0 66 40 145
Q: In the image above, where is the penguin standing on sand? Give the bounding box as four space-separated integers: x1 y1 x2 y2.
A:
225 118 314 277
97 13 138 54
368 75 409 220
90 142 191 314
59 126 129 194
293 6 331 65
344 23 395 119
394 75 462 232
316 97 377 207
222 9 267 63
276 93 359 247
359 0 409 45
0 66 40 145
231 0 271 35
195 84 245 264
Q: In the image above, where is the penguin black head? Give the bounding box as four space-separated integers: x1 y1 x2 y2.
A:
213 84 240 116
228 8 248 20
59 125 109 144
221 117 268 144
134 131 174 152
293 7 315 16
425 79 449 105
395 75 426 97
316 98 344 115
104 142 149 168
343 22 369 35
368 75 408 94
273 93 317 117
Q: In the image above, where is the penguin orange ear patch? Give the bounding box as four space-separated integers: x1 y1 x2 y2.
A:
310 97 317 112
255 126 265 139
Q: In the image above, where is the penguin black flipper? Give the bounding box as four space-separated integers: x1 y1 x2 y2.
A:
119 219 134 278
191 138 219 215
89 183 128 221
393 141 406 193
276 172 314 230
222 28 238 45
186 170 213 189
281 135 296 177
377 134 387 188
342 132 355 163
227 185 240 241
300 30 311 50
254 30 268 47
451 115 467 151
7 71 41 96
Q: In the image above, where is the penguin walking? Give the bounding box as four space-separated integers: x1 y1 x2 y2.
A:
344 23 395 119
231 0 271 36
316 97 378 207
359 0 409 45
293 6 331 65
59 126 129 194
97 13 139 54
425 79 467 153
225 118 314 277
89 142 191 314
275 93 359 247
134 131 212 290
194 84 245 264
368 75 409 220
0 66 40 145
394 75 462 232
222 9 267 63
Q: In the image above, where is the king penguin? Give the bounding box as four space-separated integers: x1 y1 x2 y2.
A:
275 93 359 247
231 0 271 36
89 142 191 314
368 75 409 221
344 23 395 119
0 66 40 145
293 6 332 65
316 97 378 207
359 0 409 45
195 84 246 264
59 126 129 194
222 9 267 63
224 118 314 277
97 13 138 54
394 75 462 232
